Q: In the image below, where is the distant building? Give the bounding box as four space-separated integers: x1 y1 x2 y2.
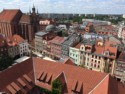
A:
50 36 65 57
39 19 55 30
0 34 8 54
114 52 125 83
7 35 29 57
35 32 47 52
69 43 81 65
35 31 56 53
0 6 40 42
62 33 80 58
82 19 111 25
58 24 67 30
94 25 117 35
0 34 29 58
80 40 117 73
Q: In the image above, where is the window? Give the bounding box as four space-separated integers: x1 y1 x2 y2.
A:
94 64 96 68
95 56 97 59
98 61 100 64
98 65 100 68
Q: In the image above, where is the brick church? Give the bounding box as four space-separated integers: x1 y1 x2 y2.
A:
0 6 40 42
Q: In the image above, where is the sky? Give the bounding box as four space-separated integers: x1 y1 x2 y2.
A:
0 0 125 14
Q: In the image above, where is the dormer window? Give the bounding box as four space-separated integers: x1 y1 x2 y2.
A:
37 71 52 85
72 80 83 94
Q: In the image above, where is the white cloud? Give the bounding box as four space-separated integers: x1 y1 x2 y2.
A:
0 0 125 14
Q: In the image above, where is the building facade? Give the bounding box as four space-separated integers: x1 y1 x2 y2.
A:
69 44 81 65
35 31 56 53
0 6 40 42
80 40 117 74
62 33 80 58
4 35 29 58
0 9 22 37
50 36 64 57
0 34 8 54
114 52 125 83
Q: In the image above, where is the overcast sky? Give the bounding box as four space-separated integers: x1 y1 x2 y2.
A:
0 0 125 14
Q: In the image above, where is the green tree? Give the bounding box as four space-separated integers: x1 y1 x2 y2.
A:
52 79 64 94
0 54 14 71
62 30 68 37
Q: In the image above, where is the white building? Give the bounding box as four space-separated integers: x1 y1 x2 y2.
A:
12 35 29 57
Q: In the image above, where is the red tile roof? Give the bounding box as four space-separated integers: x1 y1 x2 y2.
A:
6 34 25 46
63 58 76 66
33 58 108 94
0 57 125 94
0 58 35 93
94 41 117 59
19 14 31 23
51 36 65 44
74 43 81 49
0 9 22 22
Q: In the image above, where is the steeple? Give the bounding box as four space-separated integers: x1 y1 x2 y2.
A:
32 4 36 13
29 9 31 14
37 8 39 14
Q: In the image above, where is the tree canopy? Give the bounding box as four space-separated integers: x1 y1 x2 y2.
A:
0 54 14 71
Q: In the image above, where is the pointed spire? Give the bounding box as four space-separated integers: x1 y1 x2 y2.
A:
32 4 36 13
33 3 35 8
29 9 31 14
37 8 39 14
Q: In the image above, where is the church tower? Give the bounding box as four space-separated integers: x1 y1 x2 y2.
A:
32 4 36 14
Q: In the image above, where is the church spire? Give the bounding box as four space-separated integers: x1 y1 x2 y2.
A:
29 8 31 14
37 8 39 14
32 4 36 13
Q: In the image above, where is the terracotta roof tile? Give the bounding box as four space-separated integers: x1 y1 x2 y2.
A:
45 73 52 83
6 85 17 94
11 82 20 91
76 81 83 92
72 80 78 91
37 71 44 80
17 78 26 87
19 14 30 23
23 74 32 83
63 58 76 66
50 36 65 44
40 72 47 81
0 9 22 22
33 58 107 94
0 58 34 93
74 43 81 49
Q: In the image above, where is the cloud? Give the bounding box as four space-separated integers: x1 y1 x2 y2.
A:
0 0 125 14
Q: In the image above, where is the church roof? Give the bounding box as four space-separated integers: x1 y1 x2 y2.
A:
19 14 31 23
0 9 22 23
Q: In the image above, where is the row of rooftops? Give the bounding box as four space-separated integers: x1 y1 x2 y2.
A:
0 57 125 94
71 38 118 59
62 33 80 46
